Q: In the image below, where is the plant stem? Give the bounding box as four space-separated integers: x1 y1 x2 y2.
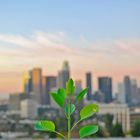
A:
68 99 71 140
53 131 66 139
71 119 81 131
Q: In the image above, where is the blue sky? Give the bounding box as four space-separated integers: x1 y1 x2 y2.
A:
0 0 140 39
0 0 140 96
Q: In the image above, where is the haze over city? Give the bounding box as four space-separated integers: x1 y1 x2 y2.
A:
1 1 140 139
0 0 140 97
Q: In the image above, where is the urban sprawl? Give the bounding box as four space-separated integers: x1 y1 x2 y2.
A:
0 61 140 138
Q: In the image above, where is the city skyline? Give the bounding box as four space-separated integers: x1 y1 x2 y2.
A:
0 0 140 96
1 62 140 99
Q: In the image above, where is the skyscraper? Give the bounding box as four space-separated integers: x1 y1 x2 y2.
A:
31 68 43 104
98 77 112 103
93 90 105 103
124 76 132 104
42 76 47 105
131 79 140 104
117 82 126 104
57 61 70 88
86 72 92 100
23 71 32 95
42 76 57 105
75 80 82 96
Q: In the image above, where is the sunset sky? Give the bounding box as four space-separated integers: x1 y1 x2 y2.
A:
0 0 140 98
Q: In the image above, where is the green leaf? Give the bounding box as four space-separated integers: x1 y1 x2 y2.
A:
76 88 88 102
79 125 99 138
80 104 99 120
35 120 55 132
58 88 66 98
65 104 75 115
51 88 66 107
66 79 75 95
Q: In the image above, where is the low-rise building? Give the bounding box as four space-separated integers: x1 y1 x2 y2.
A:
9 93 27 111
130 106 140 128
85 101 130 132
20 99 38 119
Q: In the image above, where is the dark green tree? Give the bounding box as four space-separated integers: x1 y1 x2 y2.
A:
111 123 124 137
104 114 113 135
24 124 33 136
94 126 104 137
10 123 16 132
131 120 140 137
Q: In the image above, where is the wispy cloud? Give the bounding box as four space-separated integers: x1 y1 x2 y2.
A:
0 31 140 94
1 32 140 57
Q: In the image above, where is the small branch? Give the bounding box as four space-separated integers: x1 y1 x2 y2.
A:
53 131 66 139
62 108 68 119
71 119 81 131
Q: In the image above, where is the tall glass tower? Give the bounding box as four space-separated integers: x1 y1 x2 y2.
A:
31 68 43 104
86 72 93 100
57 61 70 88
124 76 132 104
98 77 112 103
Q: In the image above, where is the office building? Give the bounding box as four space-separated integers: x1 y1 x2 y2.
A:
42 76 57 105
99 103 130 132
93 90 105 103
31 68 43 104
42 76 47 105
98 77 113 103
124 76 132 104
117 82 126 104
20 99 38 119
86 72 93 100
75 80 82 95
0 100 8 112
9 93 27 111
57 61 70 88
131 79 140 104
23 71 32 95
130 106 140 128
85 100 130 132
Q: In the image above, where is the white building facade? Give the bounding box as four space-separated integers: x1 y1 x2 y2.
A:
85 101 130 132
20 99 38 119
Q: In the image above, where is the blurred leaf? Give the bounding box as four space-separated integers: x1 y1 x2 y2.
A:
66 79 75 95
76 88 88 102
35 120 55 132
58 88 66 98
80 104 99 120
51 88 66 107
65 104 75 115
79 125 99 138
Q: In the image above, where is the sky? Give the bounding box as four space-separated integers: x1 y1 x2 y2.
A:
0 0 140 98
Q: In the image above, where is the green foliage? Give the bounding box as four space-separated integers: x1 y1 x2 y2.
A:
111 123 124 137
35 120 55 132
51 88 66 107
65 104 75 115
104 114 113 135
35 78 99 139
66 79 75 95
80 104 99 120
79 125 98 138
76 88 88 102
131 120 140 137
103 114 124 137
